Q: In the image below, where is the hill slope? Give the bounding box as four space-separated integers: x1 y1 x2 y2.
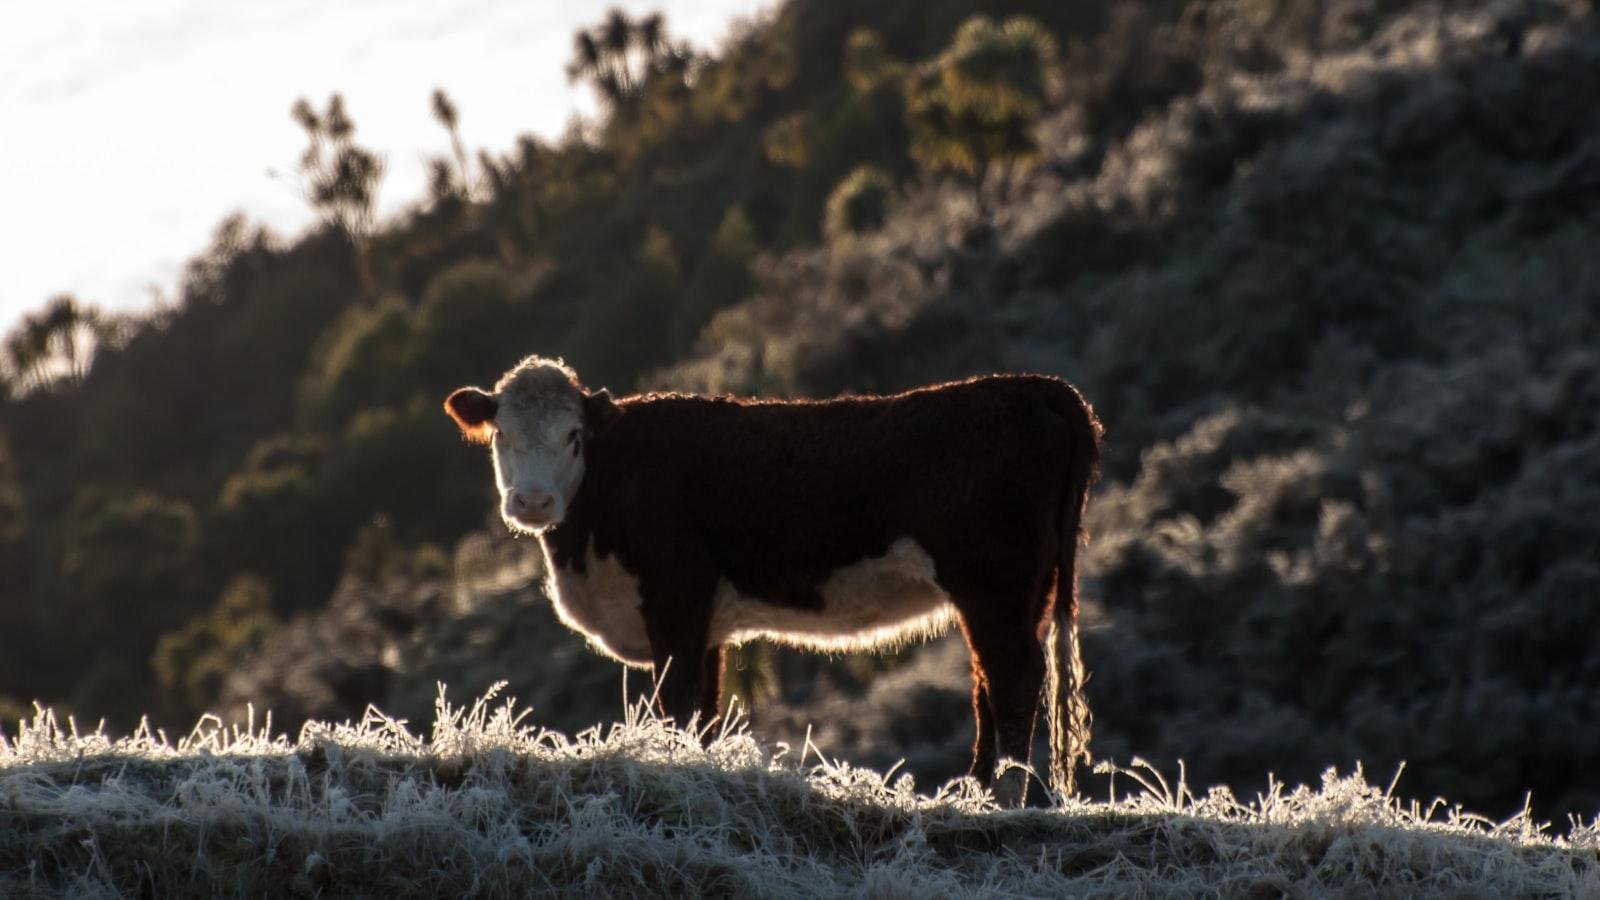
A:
652 0 1600 822
226 0 1600 828
5 0 1598 860
3 689 1598 897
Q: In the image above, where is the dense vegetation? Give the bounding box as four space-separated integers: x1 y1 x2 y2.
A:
3 0 1598 836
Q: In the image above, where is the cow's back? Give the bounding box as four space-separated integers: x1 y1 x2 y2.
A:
563 375 1081 607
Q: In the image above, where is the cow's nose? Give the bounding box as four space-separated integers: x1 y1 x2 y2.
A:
510 489 555 518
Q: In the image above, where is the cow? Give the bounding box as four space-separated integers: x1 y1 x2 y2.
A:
444 356 1101 805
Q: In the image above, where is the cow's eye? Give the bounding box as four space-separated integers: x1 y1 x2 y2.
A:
567 428 581 454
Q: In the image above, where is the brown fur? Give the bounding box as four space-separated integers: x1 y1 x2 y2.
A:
445 388 498 444
450 370 1102 802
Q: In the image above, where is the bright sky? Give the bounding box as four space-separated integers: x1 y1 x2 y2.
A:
0 0 773 334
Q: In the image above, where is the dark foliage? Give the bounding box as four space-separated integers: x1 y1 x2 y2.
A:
653 0 1600 820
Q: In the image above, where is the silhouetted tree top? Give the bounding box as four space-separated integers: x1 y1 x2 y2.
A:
566 8 693 114
2 294 106 394
906 15 1058 214
291 94 387 245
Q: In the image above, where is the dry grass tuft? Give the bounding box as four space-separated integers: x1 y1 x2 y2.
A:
4 686 1598 897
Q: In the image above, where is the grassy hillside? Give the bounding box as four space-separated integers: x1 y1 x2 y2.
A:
4 689 1598 897
4 0 1598 867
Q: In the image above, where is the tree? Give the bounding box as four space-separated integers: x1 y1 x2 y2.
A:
289 94 387 246
842 27 900 92
762 113 816 168
3 294 107 393
428 88 475 208
3 315 50 393
566 9 691 115
212 434 333 610
416 259 519 385
906 16 1058 218
40 295 97 383
567 228 682 387
671 207 759 350
296 296 420 431
47 490 201 691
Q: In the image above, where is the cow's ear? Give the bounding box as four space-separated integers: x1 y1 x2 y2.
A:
584 388 624 434
445 387 498 444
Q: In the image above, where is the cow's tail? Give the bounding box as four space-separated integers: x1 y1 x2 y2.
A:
1045 386 1101 801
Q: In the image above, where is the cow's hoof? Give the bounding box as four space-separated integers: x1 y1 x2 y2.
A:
992 766 1028 809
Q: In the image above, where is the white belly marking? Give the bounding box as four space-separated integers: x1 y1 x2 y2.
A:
709 537 955 652
541 539 653 667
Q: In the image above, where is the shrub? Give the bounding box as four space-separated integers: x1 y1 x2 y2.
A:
906 15 1058 213
761 112 817 168
297 296 419 431
824 167 895 239
152 575 278 715
671 207 760 351
566 232 683 388
60 491 198 610
321 399 480 546
212 434 332 611
842 27 900 92
416 259 519 386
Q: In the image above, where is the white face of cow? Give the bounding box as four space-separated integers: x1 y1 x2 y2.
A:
446 357 621 535
488 400 585 533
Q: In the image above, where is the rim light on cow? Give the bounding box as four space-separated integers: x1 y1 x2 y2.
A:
445 355 1101 807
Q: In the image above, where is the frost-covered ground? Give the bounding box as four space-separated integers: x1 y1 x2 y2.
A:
4 687 1598 898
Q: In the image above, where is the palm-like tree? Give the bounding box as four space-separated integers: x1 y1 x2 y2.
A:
566 9 689 113
4 319 50 393
906 16 1059 218
41 295 95 383
430 88 473 202
3 294 104 393
290 94 387 244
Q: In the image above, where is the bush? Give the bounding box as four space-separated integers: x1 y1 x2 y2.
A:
670 207 759 351
565 231 683 388
415 259 521 387
906 15 1058 211
823 166 895 239
321 400 482 546
66 657 154 730
152 575 278 715
297 296 420 431
212 434 332 611
55 491 200 663
842 27 900 92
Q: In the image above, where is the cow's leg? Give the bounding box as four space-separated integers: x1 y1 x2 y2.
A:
642 583 718 738
699 643 727 740
649 640 706 730
967 660 997 784
940 510 1057 805
960 611 1047 807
